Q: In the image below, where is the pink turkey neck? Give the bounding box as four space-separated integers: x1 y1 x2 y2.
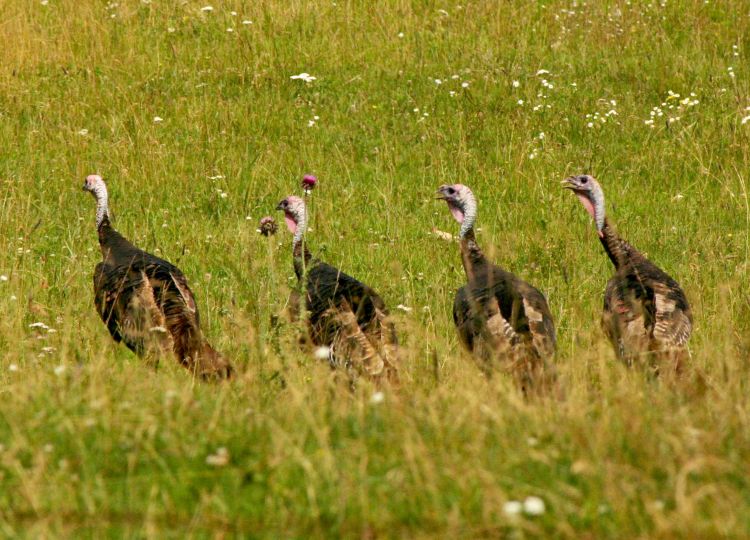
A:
449 203 465 223
284 211 297 234
574 190 605 239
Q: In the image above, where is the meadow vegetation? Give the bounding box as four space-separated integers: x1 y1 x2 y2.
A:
1 0 749 536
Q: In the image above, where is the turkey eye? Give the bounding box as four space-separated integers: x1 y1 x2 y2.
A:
447 188 455 194
581 177 588 184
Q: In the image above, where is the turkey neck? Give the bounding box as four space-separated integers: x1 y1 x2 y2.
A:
459 228 487 281
292 238 313 280
92 181 110 230
599 218 639 270
94 204 140 266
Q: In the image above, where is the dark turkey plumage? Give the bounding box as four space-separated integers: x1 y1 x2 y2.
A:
437 184 556 391
85 176 232 379
563 174 692 373
291 244 399 382
453 231 557 382
599 220 692 372
278 195 398 382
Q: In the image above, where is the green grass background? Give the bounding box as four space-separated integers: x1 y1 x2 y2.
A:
1 0 749 537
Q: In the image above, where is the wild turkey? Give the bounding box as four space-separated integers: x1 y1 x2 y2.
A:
276 195 398 382
82 175 232 379
437 184 556 389
563 174 692 373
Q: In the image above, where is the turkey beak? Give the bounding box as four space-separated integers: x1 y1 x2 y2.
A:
561 177 576 190
82 182 88 191
435 189 447 201
275 200 285 211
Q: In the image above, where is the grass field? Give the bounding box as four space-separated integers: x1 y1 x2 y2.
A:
1 0 749 536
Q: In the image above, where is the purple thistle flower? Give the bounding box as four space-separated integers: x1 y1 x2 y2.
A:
257 216 278 236
302 174 317 194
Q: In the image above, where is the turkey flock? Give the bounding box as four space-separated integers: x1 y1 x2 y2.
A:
83 172 692 391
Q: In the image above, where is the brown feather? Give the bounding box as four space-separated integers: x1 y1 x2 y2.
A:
92 220 233 379
599 220 692 371
452 229 557 391
291 243 399 383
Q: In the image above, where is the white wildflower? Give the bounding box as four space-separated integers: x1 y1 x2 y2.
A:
370 391 385 404
29 322 49 330
205 447 229 466
741 116 750 125
523 496 546 515
313 346 331 360
0 275 7 282
461 81 469 88
395 304 413 313
8 364 18 372
200 5 213 12
53 365 66 376
517 99 524 105
503 501 523 516
397 32 404 38
434 78 442 85
512 80 520 88
290 72 316 83
78 129 88 136
242 20 253 25
153 116 163 123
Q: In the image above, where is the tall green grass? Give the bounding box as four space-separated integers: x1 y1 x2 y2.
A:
0 0 749 536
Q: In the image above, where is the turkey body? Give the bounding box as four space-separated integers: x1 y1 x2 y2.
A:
293 250 399 381
93 221 232 379
452 235 556 376
598 225 692 372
